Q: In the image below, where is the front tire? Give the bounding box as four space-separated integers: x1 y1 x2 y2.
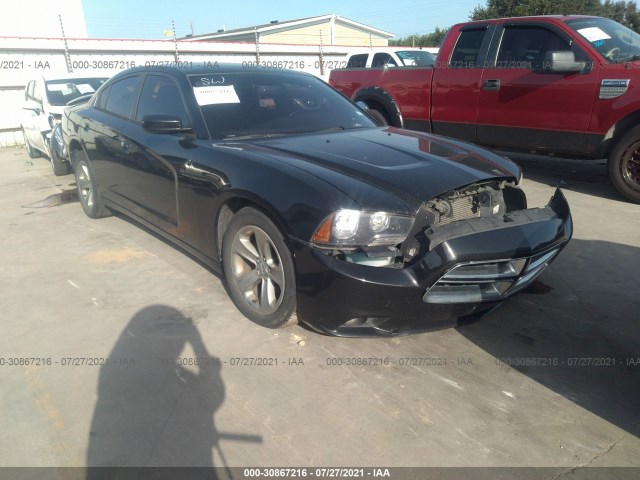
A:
50 145 70 176
222 208 297 329
75 158 112 218
609 125 640 203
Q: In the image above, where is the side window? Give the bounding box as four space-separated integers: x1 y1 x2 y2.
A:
135 75 190 126
372 53 398 68
450 28 486 68
97 85 111 110
104 75 141 120
496 26 580 69
347 54 368 68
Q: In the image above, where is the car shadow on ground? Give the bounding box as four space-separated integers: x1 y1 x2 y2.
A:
85 305 261 477
457 238 640 438
500 152 625 202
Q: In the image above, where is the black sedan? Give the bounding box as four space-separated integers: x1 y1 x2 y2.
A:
62 64 572 337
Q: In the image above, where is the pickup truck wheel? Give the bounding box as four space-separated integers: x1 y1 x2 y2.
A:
222 208 297 329
50 145 70 176
609 126 640 203
367 108 389 126
75 159 112 218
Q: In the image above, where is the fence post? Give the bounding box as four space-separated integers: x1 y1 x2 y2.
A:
172 20 180 62
318 30 325 77
59 14 73 73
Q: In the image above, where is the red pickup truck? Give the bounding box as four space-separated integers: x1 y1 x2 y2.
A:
329 15 640 203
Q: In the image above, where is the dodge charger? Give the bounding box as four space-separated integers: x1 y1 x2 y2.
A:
61 64 572 336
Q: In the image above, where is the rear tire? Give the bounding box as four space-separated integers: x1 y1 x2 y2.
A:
609 125 640 203
222 207 297 329
75 158 112 218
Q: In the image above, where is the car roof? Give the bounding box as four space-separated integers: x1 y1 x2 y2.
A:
110 63 312 81
457 14 602 27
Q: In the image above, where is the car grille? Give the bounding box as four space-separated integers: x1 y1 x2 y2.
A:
422 248 560 304
439 195 482 224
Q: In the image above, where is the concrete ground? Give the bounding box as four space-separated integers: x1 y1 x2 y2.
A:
0 147 638 474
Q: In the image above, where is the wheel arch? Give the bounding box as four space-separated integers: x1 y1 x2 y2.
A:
603 110 640 158
215 194 293 258
68 138 87 171
352 86 404 128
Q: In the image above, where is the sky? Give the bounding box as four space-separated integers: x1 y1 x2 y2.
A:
81 0 485 40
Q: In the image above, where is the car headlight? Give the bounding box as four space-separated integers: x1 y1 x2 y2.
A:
311 209 414 248
48 113 62 129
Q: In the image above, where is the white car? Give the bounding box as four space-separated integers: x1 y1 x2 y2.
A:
345 48 437 69
21 74 107 175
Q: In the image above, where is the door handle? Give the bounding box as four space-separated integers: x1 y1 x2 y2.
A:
483 79 501 91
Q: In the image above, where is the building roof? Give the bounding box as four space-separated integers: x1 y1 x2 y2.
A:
180 14 394 41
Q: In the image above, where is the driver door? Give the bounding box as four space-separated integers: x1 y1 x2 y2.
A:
116 74 194 238
476 23 599 154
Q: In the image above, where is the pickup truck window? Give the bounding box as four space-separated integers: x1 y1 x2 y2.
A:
567 17 640 62
496 26 571 70
450 28 486 68
347 54 368 68
372 53 398 67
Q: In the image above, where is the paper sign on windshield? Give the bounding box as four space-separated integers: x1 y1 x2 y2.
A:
194 85 240 105
577 27 612 43
76 84 96 94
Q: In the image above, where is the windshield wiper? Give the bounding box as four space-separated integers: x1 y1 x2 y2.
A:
222 133 284 141
612 54 640 63
293 125 365 135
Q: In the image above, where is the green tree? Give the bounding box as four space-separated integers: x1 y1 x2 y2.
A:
391 27 450 47
471 0 640 32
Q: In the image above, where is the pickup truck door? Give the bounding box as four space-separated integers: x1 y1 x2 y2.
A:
476 22 599 154
431 24 495 143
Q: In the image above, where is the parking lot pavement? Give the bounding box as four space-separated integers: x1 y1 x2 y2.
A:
0 147 638 472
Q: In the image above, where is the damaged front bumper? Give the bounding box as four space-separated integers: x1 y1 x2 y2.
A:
292 188 572 337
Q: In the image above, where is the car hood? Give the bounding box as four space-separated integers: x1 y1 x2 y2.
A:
244 127 521 212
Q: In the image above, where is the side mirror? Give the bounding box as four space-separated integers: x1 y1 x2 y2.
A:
543 51 585 73
141 114 192 134
23 101 41 115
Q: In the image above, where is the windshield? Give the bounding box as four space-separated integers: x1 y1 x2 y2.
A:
567 17 640 62
395 50 436 66
45 78 107 106
189 72 376 139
